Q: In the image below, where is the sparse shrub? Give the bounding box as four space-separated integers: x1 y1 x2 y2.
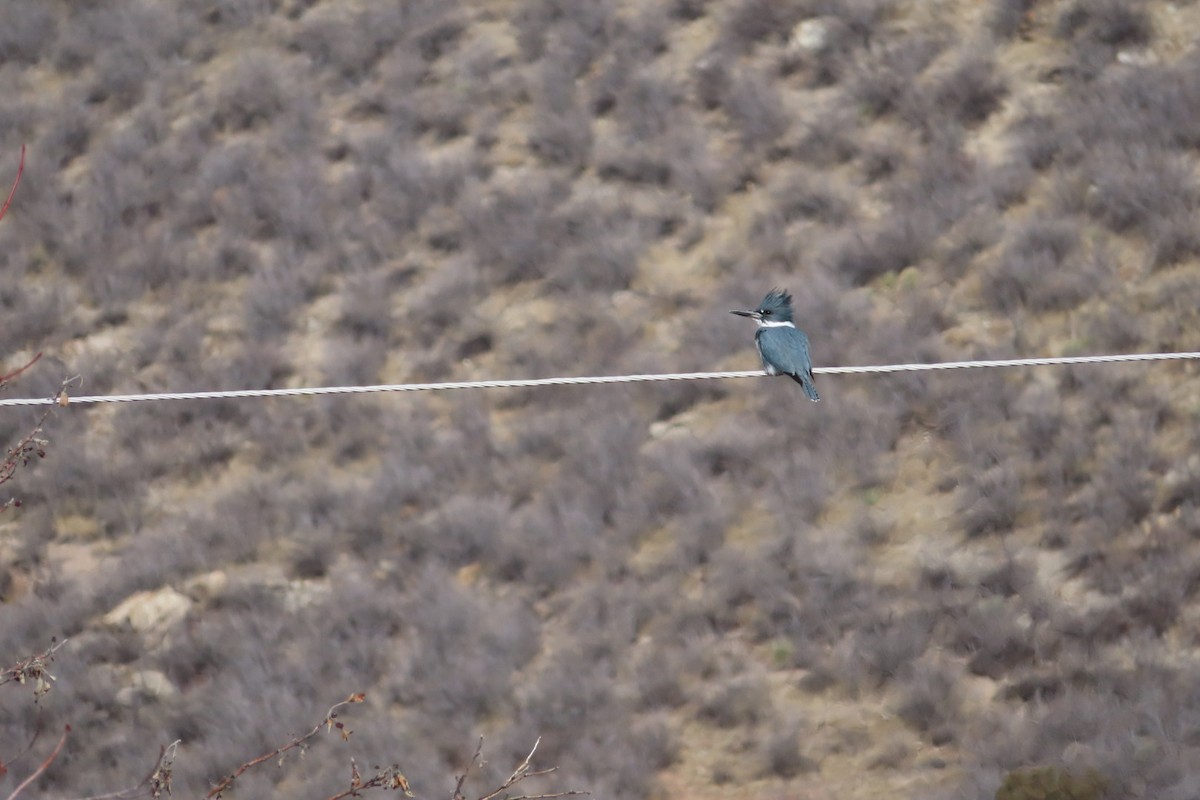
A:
1077 299 1143 353
513 0 615 71
989 0 1035 40
0 0 58 64
1147 213 1200 270
243 262 306 341
981 217 1104 313
513 645 623 761
413 84 472 141
665 127 733 211
336 273 394 340
857 139 904 183
718 0 803 53
821 218 927 286
187 141 329 248
210 50 293 132
290 5 388 81
549 190 649 291
1054 0 1154 80
787 102 861 165
1055 0 1152 48
828 0 893 49
691 46 731 110
926 54 1007 127
849 35 946 118
892 661 961 743
935 209 1002 279
529 104 593 169
723 67 789 150
1083 411 1159 538
1081 147 1197 237
698 671 771 728
957 461 1021 538
950 600 1036 678
630 713 680 769
769 167 852 226
410 6 466 63
458 174 569 285
987 160 1034 209
615 68 680 140
996 766 1108 800
669 0 708 21
762 719 817 778
286 536 331 581
844 612 933 688
1011 111 1063 170
631 646 689 709
980 558 1035 599
394 567 539 719
157 617 232 691
594 137 672 187
1123 582 1183 637
195 0 278 31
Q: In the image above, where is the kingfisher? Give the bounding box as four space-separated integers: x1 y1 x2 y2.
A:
730 288 820 402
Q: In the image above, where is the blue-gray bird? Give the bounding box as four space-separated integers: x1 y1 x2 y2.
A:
730 289 820 402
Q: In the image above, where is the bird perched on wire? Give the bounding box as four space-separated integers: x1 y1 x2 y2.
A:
730 288 820 402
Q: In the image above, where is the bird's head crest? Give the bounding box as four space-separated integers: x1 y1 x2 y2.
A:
758 288 794 321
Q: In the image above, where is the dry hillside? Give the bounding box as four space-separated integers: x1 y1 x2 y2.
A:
4 1 1200 798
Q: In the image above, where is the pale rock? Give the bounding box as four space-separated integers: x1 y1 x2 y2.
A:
790 18 832 53
1116 49 1158 67
116 669 180 707
104 587 192 636
185 570 229 602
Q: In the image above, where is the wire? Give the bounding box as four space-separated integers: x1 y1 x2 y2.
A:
1 351 1198 408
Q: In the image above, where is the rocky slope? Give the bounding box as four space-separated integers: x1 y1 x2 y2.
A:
3 1 1200 798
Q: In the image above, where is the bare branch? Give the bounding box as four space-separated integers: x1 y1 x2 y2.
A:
0 639 67 698
5 725 68 800
452 737 484 800
1 374 78 510
461 737 587 800
204 693 366 799
77 740 179 800
322 761 413 800
0 352 41 390
0 709 47 780
0 144 25 225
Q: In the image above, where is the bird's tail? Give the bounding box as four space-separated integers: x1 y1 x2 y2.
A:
798 372 820 402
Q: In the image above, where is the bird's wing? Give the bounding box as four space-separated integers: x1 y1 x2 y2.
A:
753 331 778 374
756 327 812 376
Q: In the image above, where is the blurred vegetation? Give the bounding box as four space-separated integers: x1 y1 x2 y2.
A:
3 0 1200 798
996 766 1109 800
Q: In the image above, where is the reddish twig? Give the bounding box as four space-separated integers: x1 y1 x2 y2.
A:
0 149 51 511
0 144 25 225
0 709 45 779
205 693 366 799
0 352 41 389
4 725 68 800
